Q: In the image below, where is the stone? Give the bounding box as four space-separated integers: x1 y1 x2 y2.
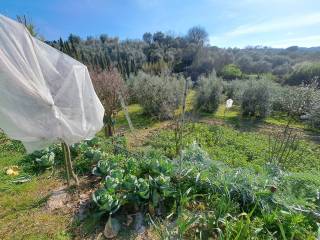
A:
46 187 69 211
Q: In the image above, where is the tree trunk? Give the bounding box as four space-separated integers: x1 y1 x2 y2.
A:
105 123 113 137
104 114 114 137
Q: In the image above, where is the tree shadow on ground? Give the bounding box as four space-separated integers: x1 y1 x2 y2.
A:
227 116 265 132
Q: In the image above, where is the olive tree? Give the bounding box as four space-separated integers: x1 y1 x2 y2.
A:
128 71 184 120
241 79 273 118
195 72 223 113
273 83 319 119
285 62 320 86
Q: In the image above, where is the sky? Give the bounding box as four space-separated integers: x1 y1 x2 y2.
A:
1 0 320 48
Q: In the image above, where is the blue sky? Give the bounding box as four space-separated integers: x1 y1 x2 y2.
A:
1 0 320 48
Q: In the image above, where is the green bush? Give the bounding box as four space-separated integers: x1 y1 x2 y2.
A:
272 85 318 117
272 83 320 130
285 62 320 85
310 102 320 129
220 64 242 80
223 79 249 103
195 73 223 113
241 79 273 118
128 71 184 120
308 88 320 129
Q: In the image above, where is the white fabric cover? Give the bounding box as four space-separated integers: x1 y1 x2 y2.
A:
0 15 104 153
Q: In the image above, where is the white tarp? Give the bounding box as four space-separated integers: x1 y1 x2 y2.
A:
226 99 233 109
0 15 104 153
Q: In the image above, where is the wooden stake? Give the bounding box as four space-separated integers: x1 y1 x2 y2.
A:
118 91 134 132
177 78 189 156
62 142 79 186
61 142 70 186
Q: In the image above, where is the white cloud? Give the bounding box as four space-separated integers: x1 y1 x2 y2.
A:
226 12 320 37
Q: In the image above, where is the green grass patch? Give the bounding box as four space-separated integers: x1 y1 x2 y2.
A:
265 113 306 129
115 103 157 129
0 132 71 240
147 123 320 172
214 104 240 120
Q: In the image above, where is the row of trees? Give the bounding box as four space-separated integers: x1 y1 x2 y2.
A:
47 28 320 85
199 75 320 127
91 66 320 136
16 15 320 85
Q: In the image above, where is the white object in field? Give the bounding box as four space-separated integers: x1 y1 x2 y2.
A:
226 99 233 109
0 15 105 153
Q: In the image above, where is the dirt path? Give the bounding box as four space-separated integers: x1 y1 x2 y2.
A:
125 121 172 149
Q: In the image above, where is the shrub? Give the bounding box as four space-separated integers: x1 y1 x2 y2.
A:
285 62 320 86
309 96 320 129
91 67 127 136
223 80 248 103
220 64 242 80
142 59 169 75
272 83 319 120
241 79 273 118
195 73 223 113
128 71 184 120
181 141 211 168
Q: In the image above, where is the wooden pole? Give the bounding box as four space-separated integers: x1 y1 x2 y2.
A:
177 78 189 155
118 91 134 132
62 142 79 186
61 142 70 186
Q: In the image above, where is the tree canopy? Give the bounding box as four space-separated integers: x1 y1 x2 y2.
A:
46 27 320 83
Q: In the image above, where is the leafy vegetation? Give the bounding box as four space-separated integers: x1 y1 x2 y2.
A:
286 62 320 85
86 135 320 239
148 123 320 171
220 64 243 80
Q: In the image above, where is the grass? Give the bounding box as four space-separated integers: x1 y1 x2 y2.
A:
201 104 319 138
265 113 306 129
115 104 158 130
0 132 71 240
214 104 240 120
147 123 320 171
